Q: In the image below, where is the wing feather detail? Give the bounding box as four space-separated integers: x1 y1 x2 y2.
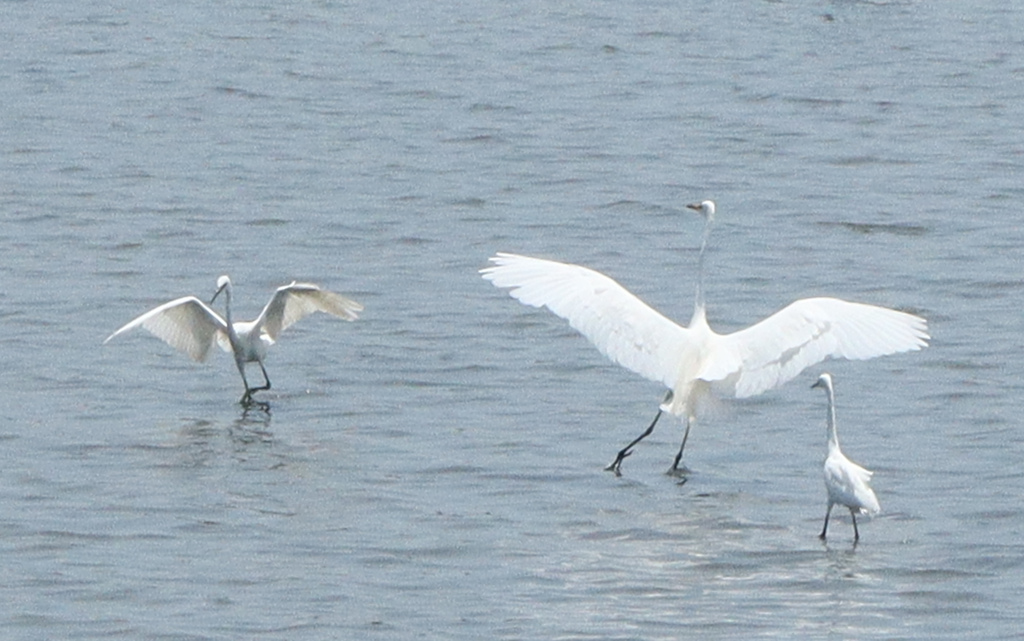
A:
703 297 928 398
481 253 692 388
258 282 363 342
104 296 228 362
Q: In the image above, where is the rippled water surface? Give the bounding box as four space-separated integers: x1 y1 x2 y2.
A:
2 1 1023 638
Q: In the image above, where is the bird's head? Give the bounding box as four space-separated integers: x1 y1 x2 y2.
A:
811 372 833 391
211 275 231 304
686 199 716 221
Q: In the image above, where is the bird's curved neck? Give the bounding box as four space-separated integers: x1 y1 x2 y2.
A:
693 215 713 319
221 287 235 331
825 386 839 449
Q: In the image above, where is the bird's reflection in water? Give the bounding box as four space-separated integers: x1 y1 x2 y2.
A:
231 401 274 444
174 403 278 469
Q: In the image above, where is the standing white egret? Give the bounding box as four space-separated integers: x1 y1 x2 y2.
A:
480 200 928 475
105 275 363 404
812 373 880 542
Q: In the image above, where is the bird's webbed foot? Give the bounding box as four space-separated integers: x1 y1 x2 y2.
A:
664 463 692 478
240 379 271 406
238 399 271 418
605 408 664 476
604 449 633 476
665 420 692 477
240 389 264 407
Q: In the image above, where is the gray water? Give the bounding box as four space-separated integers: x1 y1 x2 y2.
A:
2 0 1023 638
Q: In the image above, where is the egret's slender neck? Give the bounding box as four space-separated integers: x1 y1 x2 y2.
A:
824 384 839 449
692 214 713 322
218 283 236 336
223 287 232 324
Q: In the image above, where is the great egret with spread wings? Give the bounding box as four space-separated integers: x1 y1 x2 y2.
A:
813 372 880 542
105 276 363 404
481 200 928 475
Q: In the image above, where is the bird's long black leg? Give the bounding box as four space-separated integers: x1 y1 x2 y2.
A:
251 362 271 393
667 417 693 476
236 360 254 405
239 363 271 406
851 509 860 543
605 409 663 476
819 504 832 540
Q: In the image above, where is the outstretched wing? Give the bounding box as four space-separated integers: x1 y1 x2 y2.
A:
702 297 929 398
481 253 693 388
257 282 363 342
104 296 229 362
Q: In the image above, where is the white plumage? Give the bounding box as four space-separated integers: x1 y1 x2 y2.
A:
481 200 929 475
105 275 363 403
813 373 880 542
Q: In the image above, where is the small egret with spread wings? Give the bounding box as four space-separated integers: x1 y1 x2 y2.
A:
813 373 880 542
105 275 363 404
481 200 928 475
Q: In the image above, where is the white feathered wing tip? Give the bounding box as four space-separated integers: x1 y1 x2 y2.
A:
701 297 929 399
481 252 929 401
103 296 229 363
104 279 364 361
257 281 364 343
480 252 692 389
